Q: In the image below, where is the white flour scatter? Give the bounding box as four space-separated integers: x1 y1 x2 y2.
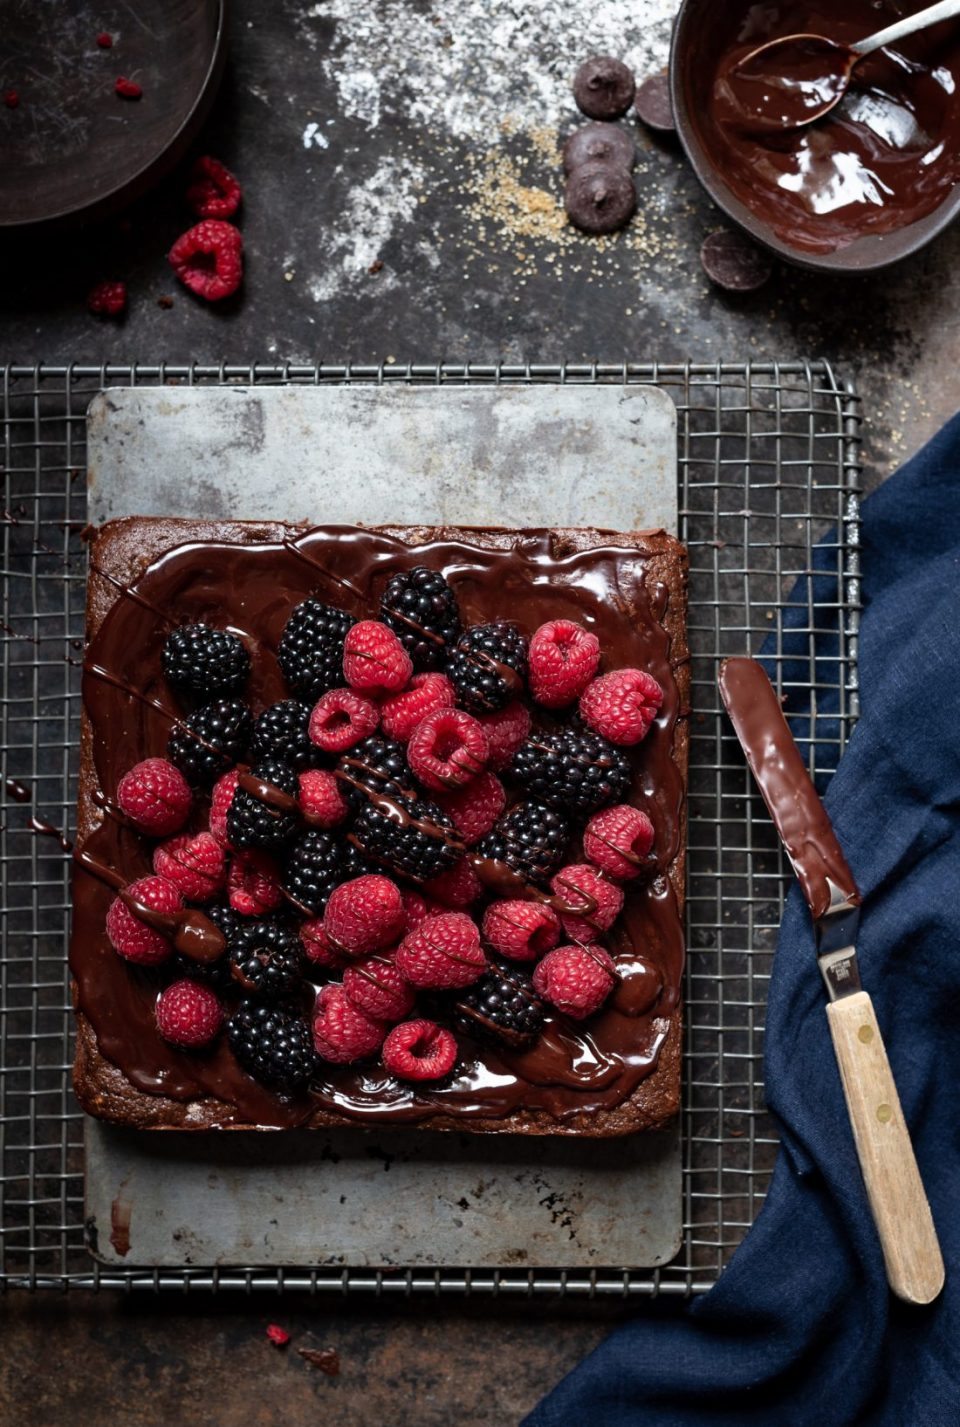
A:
307 155 426 303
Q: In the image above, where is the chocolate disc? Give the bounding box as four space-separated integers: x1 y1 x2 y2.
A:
565 163 636 234
562 122 635 175
573 56 636 121
700 228 774 291
634 73 675 133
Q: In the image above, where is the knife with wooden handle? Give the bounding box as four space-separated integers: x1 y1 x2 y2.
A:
718 657 944 1305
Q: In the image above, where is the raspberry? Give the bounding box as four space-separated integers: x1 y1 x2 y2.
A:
579 668 664 746
435 770 506 845
106 875 182 965
482 900 561 961
116 757 192 836
528 620 601 708
322 874 405 956
422 856 483 908
186 155 242 220
155 979 222 1047
343 957 415 1022
533 944 617 1019
298 768 349 828
96 32 113 48
395 911 485 990
476 701 531 771
309 688 379 754
382 1019 457 1081
153 831 226 901
380 672 455 742
342 620 413 694
227 849 283 916
209 767 241 847
550 864 624 942
446 621 528 713
401 888 432 931
407 709 489 792
379 567 460 670
115 76 142 99
163 623 249 697
87 281 127 317
299 917 342 968
266 1325 290 1348
312 984 386 1064
168 220 243 302
3 90 19 109
583 804 655 880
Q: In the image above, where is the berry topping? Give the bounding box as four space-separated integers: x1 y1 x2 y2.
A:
455 959 545 1048
171 902 236 991
226 758 300 852
446 621 528 714
4 89 20 109
343 957 416 1022
106 875 182 965
95 32 113 48
278 598 356 702
550 864 624 941
209 767 241 847
308 687 379 754
407 708 489 791
155 979 222 1048
582 804 655 879
87 280 127 317
297 768 349 828
533 944 617 1019
312 984 386 1064
579 668 663 746
342 620 413 694
116 757 192 836
380 671 455 742
168 220 243 302
227 849 284 917
382 1019 457 1081
228 921 303 999
474 800 570 887
380 566 461 670
114 76 142 99
299 917 342 968
510 727 630 815
422 855 483 908
335 734 413 807
153 831 226 901
350 790 461 883
476 700 531 770
400 888 432 932
250 700 317 772
167 699 252 787
435 770 506 845
228 1001 318 1091
266 1324 290 1348
186 155 242 220
283 828 354 916
527 620 601 708
395 911 485 990
162 624 249 698
322 874 405 956
482 900 561 962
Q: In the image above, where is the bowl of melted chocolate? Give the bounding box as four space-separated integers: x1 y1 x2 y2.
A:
672 0 960 269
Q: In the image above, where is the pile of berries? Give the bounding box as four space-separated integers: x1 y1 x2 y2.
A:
106 568 663 1096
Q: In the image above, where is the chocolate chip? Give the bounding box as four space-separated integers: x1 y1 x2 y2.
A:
562 122 635 175
572 56 636 121
700 229 774 291
634 73 675 133
565 164 636 234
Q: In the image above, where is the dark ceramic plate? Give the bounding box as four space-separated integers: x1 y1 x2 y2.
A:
0 0 225 228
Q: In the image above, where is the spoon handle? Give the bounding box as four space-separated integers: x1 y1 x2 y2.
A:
854 0 960 57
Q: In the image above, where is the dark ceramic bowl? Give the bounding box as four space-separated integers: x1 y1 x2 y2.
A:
670 0 960 273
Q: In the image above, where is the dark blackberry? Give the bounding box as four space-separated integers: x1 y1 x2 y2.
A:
226 758 300 852
475 800 570 886
250 700 318 771
350 791 461 882
167 699 252 787
284 829 351 916
162 624 249 698
446 621 528 713
455 958 545 1049
171 902 238 991
277 597 356 701
509 728 630 816
335 734 414 808
227 1001 317 1092
380 565 460 670
228 921 303 999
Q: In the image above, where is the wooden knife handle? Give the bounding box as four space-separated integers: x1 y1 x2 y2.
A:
826 991 944 1304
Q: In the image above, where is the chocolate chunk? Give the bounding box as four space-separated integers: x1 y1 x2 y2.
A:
565 163 636 234
634 73 675 133
573 56 636 120
700 229 773 291
562 122 635 175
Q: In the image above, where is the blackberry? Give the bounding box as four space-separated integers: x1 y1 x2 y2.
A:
475 800 570 886
335 734 414 808
455 958 545 1049
228 1001 317 1092
226 758 300 852
171 902 239 992
167 699 252 786
228 920 303 999
162 624 249 698
510 728 630 816
446 621 528 713
380 565 460 670
250 700 318 771
277 597 356 701
350 791 461 882
284 829 352 916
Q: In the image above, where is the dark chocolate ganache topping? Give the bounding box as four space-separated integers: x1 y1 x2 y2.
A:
73 526 686 1129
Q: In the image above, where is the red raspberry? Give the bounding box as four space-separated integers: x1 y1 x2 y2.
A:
116 757 192 836
312 984 386 1063
382 1019 457 1081
209 767 240 847
308 687 379 754
186 155 242 220
435 771 506 845
299 917 342 968
298 768 349 828
533 944 617 1019
4 90 19 109
407 708 489 792
482 900 561 962
528 619 601 708
227 849 283 916
583 804 655 880
153 831 226 901
322 874 405 956
395 911 485 990
422 856 483 908
95 32 113 48
343 957 415 1022
550 864 624 942
401 888 431 932
87 280 127 317
477 701 531 770
115 76 142 99
342 620 412 693
266 1324 290 1348
155 979 222 1047
106 875 182 965
380 672 455 741
579 668 663 746
168 220 243 302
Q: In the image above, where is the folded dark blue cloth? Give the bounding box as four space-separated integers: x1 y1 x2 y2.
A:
526 415 960 1427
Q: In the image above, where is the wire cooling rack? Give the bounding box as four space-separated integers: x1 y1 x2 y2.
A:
0 361 861 1296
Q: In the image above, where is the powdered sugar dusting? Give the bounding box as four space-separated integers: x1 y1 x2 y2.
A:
307 155 426 303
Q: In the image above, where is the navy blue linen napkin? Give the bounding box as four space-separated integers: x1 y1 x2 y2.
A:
526 416 960 1427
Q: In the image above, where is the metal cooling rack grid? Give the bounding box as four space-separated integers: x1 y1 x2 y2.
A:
0 361 861 1296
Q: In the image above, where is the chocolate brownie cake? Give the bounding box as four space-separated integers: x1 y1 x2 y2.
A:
72 520 688 1134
